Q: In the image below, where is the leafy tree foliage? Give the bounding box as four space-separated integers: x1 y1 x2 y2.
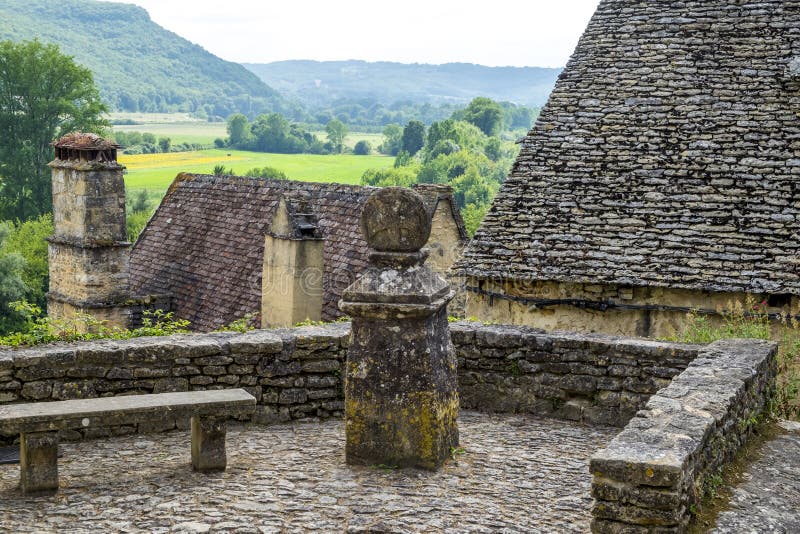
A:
361 165 419 188
0 0 290 118
0 222 29 334
227 114 252 146
243 166 289 180
0 40 108 220
0 215 50 312
379 124 403 155
353 140 372 155
362 116 519 236
225 113 324 154
325 119 348 154
462 97 504 136
401 120 426 156
126 190 154 243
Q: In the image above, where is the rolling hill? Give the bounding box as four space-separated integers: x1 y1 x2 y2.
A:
244 60 563 109
0 0 290 118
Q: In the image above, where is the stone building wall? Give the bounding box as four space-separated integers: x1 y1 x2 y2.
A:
466 279 800 338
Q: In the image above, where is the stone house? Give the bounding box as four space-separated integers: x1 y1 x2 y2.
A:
455 0 800 337
130 174 468 331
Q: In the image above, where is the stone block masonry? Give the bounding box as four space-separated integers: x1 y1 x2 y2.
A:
0 323 703 436
590 339 777 533
451 323 701 427
0 324 351 442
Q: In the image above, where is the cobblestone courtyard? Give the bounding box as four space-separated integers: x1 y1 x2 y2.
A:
0 412 617 533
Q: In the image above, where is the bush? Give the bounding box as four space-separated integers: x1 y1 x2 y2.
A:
0 306 191 348
243 166 289 180
668 298 800 420
353 140 372 155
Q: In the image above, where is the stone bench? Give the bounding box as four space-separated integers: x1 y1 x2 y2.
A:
0 389 256 493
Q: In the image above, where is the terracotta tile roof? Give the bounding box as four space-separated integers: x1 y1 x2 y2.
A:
455 0 800 295
130 174 466 331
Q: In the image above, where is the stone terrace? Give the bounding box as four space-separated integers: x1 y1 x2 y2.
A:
0 413 617 533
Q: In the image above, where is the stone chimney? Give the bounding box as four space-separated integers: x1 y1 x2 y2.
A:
261 191 325 327
47 133 135 329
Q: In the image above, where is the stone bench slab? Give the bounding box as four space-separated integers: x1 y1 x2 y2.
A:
0 389 255 434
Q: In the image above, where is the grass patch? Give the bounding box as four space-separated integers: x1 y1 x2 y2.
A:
667 298 800 420
120 149 393 195
113 122 227 145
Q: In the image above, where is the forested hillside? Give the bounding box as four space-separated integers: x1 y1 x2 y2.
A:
0 0 291 118
244 60 562 109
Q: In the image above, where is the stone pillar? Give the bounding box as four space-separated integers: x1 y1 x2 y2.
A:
47 133 134 330
191 416 227 471
262 194 325 327
339 187 459 470
20 431 59 493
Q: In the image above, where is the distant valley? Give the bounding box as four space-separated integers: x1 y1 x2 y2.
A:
1 0 561 121
244 60 562 110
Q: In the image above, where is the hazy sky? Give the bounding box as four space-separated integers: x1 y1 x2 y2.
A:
103 0 602 67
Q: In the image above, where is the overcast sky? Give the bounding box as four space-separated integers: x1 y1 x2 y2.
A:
103 0 601 67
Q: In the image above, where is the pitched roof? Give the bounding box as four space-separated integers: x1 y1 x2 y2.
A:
456 0 800 295
130 174 466 331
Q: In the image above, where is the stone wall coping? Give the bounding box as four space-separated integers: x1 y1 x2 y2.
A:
589 337 777 530
449 321 702 355
0 323 352 369
591 338 776 484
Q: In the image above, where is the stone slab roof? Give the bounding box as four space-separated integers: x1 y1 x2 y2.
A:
130 174 466 331
456 0 800 295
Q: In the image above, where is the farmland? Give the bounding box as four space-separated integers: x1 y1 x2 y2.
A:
120 149 392 194
110 113 386 149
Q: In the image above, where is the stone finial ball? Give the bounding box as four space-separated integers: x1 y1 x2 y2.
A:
361 187 432 252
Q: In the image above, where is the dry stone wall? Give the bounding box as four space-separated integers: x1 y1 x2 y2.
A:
451 323 700 426
0 323 699 439
0 322 777 532
0 325 351 443
590 339 777 533
0 324 773 455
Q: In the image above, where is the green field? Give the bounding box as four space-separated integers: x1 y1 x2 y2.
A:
113 121 227 145
110 113 388 149
121 149 392 194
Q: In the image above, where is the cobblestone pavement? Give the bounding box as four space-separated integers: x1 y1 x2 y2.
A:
0 412 617 533
712 420 800 534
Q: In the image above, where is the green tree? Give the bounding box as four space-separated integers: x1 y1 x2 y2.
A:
0 40 108 220
243 166 289 180
226 113 251 147
353 140 372 155
462 97 503 136
325 119 348 153
379 124 403 156
401 120 425 156
360 165 419 188
0 222 29 334
158 137 171 153
0 215 51 310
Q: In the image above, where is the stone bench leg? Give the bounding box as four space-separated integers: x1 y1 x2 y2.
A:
191 416 227 472
20 431 59 493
